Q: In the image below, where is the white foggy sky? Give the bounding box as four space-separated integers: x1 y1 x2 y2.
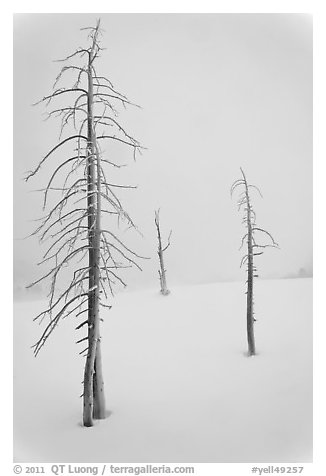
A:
13 13 312 290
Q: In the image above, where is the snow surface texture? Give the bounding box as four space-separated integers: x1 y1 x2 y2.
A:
14 278 312 463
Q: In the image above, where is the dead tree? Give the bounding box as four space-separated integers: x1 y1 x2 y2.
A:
231 168 278 356
25 19 146 427
154 210 171 295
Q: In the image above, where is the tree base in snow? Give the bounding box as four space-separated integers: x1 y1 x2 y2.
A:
160 289 170 296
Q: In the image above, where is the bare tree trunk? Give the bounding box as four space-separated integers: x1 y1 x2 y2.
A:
232 169 277 358
93 341 106 419
92 148 106 420
83 29 106 426
158 251 168 295
232 168 278 356
243 172 256 356
155 210 171 296
246 222 256 356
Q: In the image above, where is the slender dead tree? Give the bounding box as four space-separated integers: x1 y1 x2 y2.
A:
25 19 146 426
154 210 171 295
231 168 279 356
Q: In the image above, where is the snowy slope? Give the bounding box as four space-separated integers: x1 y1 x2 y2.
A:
13 278 312 463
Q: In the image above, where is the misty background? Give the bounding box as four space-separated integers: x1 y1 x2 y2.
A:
13 13 312 299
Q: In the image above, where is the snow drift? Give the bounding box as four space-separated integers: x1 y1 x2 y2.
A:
14 278 312 463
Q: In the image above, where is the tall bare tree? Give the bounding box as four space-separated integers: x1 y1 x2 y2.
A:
25 19 145 426
231 168 278 356
154 210 171 296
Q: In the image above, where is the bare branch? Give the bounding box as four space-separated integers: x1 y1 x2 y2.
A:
32 293 88 356
54 48 90 63
33 88 87 106
25 135 87 181
101 230 149 260
252 227 278 246
76 319 88 330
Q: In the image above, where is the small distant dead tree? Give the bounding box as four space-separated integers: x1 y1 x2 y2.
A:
231 168 279 356
25 19 146 426
154 210 171 295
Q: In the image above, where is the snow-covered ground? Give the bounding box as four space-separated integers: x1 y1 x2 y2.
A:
14 278 312 463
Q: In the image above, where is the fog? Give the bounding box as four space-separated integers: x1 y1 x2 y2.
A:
13 13 312 294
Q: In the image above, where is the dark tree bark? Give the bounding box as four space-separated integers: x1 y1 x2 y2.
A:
26 19 145 427
231 168 278 357
154 210 171 296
